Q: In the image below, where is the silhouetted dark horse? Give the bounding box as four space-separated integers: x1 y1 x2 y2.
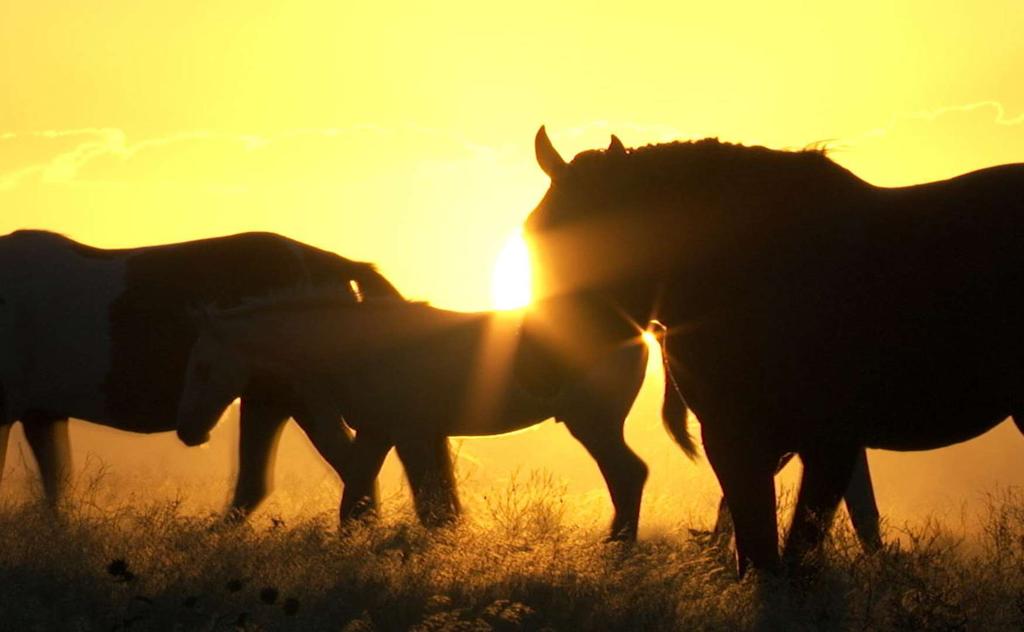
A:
176 295 694 536
0 230 400 516
524 128 1024 575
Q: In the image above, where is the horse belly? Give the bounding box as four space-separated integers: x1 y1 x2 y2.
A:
866 418 1006 451
673 302 1023 456
859 375 1014 451
339 358 544 439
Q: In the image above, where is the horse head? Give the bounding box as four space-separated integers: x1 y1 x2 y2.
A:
176 306 250 447
521 128 661 391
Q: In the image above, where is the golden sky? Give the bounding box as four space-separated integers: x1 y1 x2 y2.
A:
2 1 1024 525
4 0 1023 308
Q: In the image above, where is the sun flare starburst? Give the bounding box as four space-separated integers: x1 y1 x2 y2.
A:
641 330 659 349
491 231 532 310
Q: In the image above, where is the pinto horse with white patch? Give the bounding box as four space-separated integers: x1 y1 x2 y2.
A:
0 230 400 517
176 294 697 538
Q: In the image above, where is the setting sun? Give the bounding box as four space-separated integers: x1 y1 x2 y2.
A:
491 231 532 310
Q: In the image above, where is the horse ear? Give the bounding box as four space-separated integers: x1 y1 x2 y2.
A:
535 126 567 179
607 134 626 156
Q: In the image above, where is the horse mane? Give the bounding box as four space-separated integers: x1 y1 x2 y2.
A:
564 137 863 200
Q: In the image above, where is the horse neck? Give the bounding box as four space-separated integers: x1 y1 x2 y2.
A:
216 308 324 372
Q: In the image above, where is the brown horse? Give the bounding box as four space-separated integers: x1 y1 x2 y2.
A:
523 127 1024 575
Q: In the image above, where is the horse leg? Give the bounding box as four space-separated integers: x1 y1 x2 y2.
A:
292 411 354 481
22 414 72 506
395 436 460 528
712 451 796 543
291 411 368 511
340 430 392 524
564 415 648 541
229 399 289 520
704 426 779 576
842 448 882 552
783 444 860 568
712 496 734 543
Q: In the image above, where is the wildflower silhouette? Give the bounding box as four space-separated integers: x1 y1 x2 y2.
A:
106 559 128 576
260 587 279 605
106 558 135 583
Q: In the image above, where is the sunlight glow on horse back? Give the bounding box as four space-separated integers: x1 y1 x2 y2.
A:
491 231 532 310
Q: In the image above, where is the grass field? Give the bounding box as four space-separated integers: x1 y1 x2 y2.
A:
3 466 1024 632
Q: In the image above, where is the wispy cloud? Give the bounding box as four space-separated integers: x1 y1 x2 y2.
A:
0 125 496 191
788 100 1024 185
904 101 1024 126
849 100 1024 146
2 105 1021 193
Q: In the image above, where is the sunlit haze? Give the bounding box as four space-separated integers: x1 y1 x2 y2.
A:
3 1 1024 530
491 231 532 310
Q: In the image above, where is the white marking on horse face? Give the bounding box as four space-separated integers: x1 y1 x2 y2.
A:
0 233 127 422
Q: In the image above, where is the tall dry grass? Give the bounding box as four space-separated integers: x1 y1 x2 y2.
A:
2 467 1024 631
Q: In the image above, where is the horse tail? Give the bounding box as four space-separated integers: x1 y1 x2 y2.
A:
653 322 698 460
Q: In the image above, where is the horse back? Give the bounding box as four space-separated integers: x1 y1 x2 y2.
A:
107 232 396 426
0 231 386 428
666 164 1024 452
